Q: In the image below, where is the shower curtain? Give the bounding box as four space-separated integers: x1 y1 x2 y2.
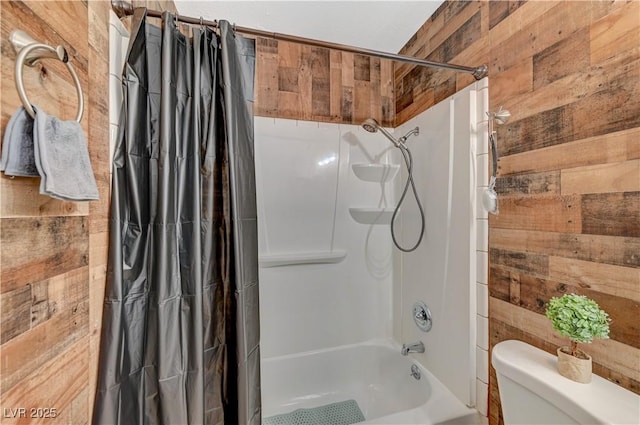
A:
93 9 260 425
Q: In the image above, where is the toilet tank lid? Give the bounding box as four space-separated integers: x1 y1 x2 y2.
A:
492 340 640 425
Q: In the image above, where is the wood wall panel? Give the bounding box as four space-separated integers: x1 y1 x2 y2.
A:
491 228 640 269
489 194 582 233
0 1 176 423
254 39 394 126
1 217 90 294
1 1 637 423
581 192 640 237
1 336 90 425
561 159 640 195
498 127 640 176
548 256 640 303
394 1 640 423
495 170 560 197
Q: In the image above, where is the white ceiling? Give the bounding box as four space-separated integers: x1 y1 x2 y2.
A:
175 1 444 53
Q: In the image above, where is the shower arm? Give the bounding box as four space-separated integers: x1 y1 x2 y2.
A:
110 0 488 80
398 127 419 145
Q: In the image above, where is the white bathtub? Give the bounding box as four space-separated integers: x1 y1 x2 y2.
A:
260 340 481 424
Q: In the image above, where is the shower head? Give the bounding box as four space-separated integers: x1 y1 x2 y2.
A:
362 118 379 133
361 118 401 147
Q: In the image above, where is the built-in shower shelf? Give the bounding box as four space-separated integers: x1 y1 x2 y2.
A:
351 164 399 182
259 250 347 268
349 207 394 225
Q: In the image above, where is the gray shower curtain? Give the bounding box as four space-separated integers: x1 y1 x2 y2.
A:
93 9 260 425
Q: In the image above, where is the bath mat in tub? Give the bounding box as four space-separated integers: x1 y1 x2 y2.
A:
263 399 365 425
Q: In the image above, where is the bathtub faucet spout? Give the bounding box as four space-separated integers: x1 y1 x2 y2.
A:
401 341 425 356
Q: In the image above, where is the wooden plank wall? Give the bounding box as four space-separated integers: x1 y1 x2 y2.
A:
394 1 640 424
254 39 395 126
1 1 636 424
0 1 175 423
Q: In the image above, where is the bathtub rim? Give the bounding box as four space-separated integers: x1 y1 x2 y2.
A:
260 338 480 424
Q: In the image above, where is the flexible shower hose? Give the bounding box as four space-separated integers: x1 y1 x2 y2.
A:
390 144 426 252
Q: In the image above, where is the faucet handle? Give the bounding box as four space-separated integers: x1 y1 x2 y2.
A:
412 302 432 332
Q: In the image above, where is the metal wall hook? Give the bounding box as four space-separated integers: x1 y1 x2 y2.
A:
10 30 83 122
491 106 511 125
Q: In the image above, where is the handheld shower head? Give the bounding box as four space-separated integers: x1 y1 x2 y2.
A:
361 118 400 147
362 118 379 133
361 119 425 252
483 106 510 215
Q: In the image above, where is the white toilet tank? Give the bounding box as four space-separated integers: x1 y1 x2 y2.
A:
492 340 640 425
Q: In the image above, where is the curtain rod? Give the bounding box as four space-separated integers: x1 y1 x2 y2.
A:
111 0 488 80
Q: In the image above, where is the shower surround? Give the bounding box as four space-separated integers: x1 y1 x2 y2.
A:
255 80 489 423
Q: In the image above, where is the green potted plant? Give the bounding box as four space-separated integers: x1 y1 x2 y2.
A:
545 293 610 383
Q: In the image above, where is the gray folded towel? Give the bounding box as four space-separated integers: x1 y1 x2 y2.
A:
0 106 39 177
32 106 99 201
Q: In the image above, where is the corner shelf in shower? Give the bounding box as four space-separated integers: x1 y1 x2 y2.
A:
351 164 399 182
348 207 394 225
259 250 347 268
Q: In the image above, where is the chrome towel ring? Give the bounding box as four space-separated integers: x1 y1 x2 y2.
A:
10 30 83 123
